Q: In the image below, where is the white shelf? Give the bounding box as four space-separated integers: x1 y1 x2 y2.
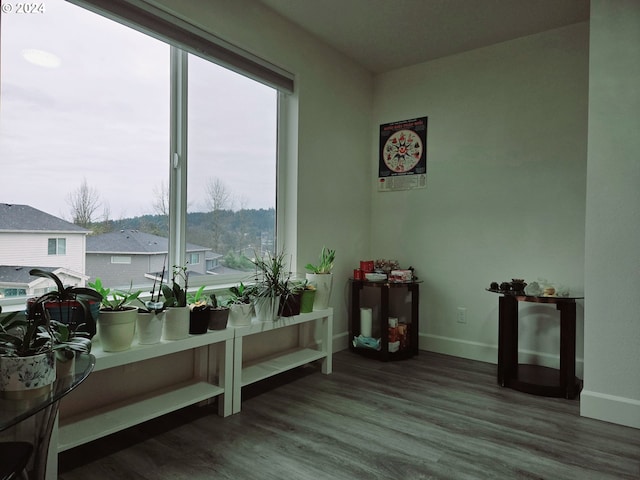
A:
58 381 223 452
241 347 327 386
91 329 234 371
232 308 333 414
232 309 333 337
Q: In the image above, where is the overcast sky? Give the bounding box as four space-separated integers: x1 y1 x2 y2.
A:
1 0 277 222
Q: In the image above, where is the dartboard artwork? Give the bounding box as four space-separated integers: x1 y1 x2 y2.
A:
383 129 423 173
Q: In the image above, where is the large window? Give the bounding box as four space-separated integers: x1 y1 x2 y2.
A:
0 0 280 298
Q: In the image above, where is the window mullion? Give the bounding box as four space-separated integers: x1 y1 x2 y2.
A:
169 47 188 276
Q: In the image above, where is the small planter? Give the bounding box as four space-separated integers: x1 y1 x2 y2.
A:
228 303 253 326
254 295 281 322
306 273 333 310
189 309 210 335
300 289 316 313
163 306 190 340
280 293 302 317
0 351 56 399
98 308 137 352
209 308 229 330
136 310 165 345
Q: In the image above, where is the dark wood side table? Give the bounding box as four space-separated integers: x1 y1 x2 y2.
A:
349 279 420 361
488 290 583 399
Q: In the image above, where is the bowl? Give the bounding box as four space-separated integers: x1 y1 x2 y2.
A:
365 273 387 282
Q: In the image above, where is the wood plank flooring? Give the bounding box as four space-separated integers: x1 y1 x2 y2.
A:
59 351 640 480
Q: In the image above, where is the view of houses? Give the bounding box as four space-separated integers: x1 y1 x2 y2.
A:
0 203 240 298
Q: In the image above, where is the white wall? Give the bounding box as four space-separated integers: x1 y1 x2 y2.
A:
372 24 589 370
582 0 640 429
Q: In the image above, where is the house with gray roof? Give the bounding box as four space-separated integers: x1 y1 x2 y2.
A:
0 204 89 298
85 230 217 287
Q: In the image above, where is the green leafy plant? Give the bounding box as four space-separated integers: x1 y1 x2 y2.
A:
227 282 253 305
209 293 229 310
188 285 210 312
162 265 189 307
305 246 336 274
0 303 92 359
89 278 142 311
251 250 289 299
27 268 102 338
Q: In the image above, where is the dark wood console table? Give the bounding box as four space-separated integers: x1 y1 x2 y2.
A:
488 289 583 399
349 279 420 361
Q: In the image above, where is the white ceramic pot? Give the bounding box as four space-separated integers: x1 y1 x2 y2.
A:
306 273 333 310
136 310 165 345
228 303 253 326
0 351 56 399
98 308 138 352
254 295 280 322
163 306 190 340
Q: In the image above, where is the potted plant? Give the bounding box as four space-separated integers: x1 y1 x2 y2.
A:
208 293 230 330
187 285 210 335
279 279 305 317
161 265 190 340
251 250 288 321
227 282 254 326
134 270 166 345
0 300 93 397
305 246 336 310
89 278 142 352
27 268 102 339
299 281 316 314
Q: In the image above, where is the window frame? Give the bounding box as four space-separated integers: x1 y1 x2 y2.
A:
0 0 294 309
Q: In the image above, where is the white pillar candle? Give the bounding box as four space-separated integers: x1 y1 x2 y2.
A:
360 307 373 337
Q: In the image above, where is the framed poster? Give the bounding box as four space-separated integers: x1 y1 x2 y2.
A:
378 116 428 191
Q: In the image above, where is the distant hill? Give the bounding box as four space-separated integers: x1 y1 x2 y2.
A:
91 208 275 258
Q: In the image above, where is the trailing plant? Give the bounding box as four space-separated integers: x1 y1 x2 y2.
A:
305 246 336 274
162 265 189 307
89 278 142 311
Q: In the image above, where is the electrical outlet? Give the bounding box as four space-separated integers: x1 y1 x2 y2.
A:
457 307 467 324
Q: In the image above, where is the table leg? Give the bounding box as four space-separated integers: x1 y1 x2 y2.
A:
558 302 578 399
498 295 518 386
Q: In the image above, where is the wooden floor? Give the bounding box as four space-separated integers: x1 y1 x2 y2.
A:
59 350 640 480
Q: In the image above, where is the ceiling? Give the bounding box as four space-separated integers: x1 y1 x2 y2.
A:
258 0 590 73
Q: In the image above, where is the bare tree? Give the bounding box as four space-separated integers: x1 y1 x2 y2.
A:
67 178 101 228
204 177 233 212
204 177 233 253
151 180 170 217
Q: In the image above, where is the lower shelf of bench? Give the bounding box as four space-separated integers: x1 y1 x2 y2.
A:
241 347 327 387
58 380 224 452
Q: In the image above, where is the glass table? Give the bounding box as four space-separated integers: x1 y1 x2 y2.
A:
0 353 95 479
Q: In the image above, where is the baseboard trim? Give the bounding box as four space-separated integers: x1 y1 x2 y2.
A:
580 390 640 429
419 333 584 377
